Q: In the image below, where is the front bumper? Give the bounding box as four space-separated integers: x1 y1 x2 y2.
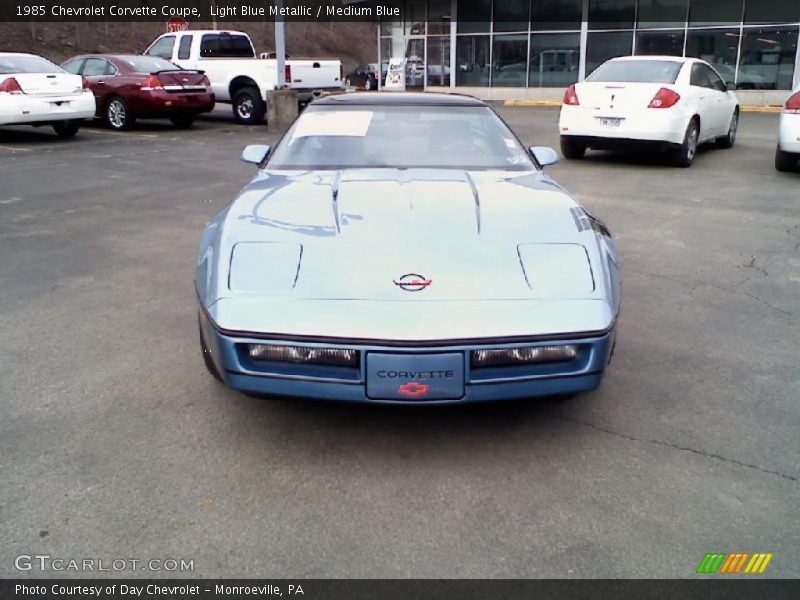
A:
0 91 95 126
559 105 688 146
199 308 615 404
778 112 800 154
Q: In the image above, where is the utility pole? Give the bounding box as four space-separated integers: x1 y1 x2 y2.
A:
275 0 286 88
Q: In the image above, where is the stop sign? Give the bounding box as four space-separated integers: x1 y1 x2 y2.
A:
166 17 188 33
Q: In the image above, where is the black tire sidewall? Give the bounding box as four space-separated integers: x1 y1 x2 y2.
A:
233 87 265 124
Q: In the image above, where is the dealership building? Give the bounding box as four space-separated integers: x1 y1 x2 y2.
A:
353 0 800 104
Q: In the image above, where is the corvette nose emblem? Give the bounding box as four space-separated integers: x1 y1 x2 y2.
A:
398 382 430 398
393 273 432 292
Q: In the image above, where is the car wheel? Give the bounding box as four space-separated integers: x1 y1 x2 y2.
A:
775 146 798 172
672 118 699 168
365 76 375 91
170 114 196 129
198 316 223 382
232 86 265 125
106 96 134 131
716 109 739 148
52 120 80 138
560 136 586 160
345 78 351 87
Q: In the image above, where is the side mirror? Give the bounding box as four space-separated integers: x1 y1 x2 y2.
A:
530 146 559 167
725 81 737 91
241 144 271 165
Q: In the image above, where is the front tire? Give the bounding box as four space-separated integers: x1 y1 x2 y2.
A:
716 108 738 148
775 146 798 172
52 120 80 138
560 136 586 159
364 76 374 91
170 114 196 129
672 118 699 168
232 86 265 125
106 96 134 131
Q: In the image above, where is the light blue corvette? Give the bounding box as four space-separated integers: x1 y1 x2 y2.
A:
196 93 619 404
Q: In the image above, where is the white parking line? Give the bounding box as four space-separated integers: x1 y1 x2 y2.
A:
87 129 158 138
0 145 31 152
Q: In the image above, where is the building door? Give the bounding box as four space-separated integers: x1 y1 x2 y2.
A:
405 37 425 90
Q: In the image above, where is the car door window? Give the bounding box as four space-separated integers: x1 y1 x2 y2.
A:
705 66 727 92
83 58 112 77
178 35 193 60
61 59 84 75
146 36 176 60
690 63 711 88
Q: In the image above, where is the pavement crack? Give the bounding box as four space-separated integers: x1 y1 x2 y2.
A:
741 255 768 276
550 415 799 483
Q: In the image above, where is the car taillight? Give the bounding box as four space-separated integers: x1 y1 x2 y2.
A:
0 77 23 94
563 84 579 106
648 87 681 109
284 64 292 84
141 75 163 91
785 92 800 114
200 74 211 88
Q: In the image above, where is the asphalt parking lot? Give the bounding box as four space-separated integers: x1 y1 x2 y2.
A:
1 105 798 578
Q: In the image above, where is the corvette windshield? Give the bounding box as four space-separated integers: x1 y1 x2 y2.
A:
267 105 534 170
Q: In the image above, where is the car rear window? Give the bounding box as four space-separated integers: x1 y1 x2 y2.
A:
0 55 63 74
200 34 254 58
122 56 181 73
587 60 683 83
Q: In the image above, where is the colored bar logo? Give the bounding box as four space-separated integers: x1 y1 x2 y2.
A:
696 553 773 574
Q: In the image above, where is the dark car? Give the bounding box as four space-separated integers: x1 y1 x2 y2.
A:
345 63 387 90
61 54 215 130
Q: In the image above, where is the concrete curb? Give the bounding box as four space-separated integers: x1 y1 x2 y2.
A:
502 99 784 113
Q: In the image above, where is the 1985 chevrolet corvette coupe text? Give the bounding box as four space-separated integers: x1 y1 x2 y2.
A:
196 93 620 404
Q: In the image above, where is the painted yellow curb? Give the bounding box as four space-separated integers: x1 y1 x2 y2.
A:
503 100 562 107
503 100 783 112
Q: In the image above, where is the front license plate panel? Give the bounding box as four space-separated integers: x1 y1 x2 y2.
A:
597 117 622 128
366 353 464 400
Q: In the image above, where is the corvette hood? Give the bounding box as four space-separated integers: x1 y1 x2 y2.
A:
210 169 606 303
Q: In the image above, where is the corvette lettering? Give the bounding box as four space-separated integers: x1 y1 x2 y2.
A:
377 370 454 379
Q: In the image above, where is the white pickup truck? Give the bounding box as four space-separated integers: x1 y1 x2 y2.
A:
144 30 342 124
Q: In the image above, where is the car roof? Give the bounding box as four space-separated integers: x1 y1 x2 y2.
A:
609 55 688 63
0 52 39 58
314 92 486 107
160 30 247 36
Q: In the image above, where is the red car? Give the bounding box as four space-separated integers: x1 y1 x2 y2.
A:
61 54 215 130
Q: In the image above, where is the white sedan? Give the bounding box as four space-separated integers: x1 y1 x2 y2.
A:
775 83 800 172
0 52 96 138
559 56 740 167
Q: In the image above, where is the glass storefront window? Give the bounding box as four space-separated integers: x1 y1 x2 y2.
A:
589 0 636 30
405 0 426 35
457 0 492 34
738 26 798 90
635 30 685 56
745 0 800 25
494 0 531 33
685 28 740 84
456 35 490 86
586 31 634 75
427 36 451 86
492 34 529 87
428 0 451 35
688 0 743 27
528 33 581 87
531 0 582 30
637 0 688 29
